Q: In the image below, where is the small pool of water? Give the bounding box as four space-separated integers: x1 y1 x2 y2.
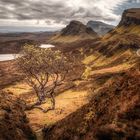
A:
39 44 55 49
0 54 17 61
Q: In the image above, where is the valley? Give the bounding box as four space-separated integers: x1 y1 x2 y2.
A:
0 8 140 140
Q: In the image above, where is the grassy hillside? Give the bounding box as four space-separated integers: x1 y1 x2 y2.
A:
42 9 140 140
0 8 140 140
50 34 97 43
50 20 98 43
43 68 140 140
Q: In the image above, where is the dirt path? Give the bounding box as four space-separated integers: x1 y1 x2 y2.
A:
26 89 89 132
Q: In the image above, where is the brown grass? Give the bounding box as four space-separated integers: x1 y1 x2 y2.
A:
26 90 88 131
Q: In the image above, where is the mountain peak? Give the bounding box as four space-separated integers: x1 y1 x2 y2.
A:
60 20 97 36
69 20 83 25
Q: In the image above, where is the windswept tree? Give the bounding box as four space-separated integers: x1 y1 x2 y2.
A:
17 45 73 112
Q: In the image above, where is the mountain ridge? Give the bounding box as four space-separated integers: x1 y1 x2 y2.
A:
50 20 98 43
61 20 97 36
87 20 115 35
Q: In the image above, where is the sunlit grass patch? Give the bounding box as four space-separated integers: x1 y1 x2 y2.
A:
51 34 96 43
89 50 134 68
26 89 88 131
4 81 32 96
103 25 140 43
90 62 134 76
82 66 92 79
52 35 81 43
82 55 97 65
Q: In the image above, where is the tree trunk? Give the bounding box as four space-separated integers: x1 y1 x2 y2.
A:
26 89 55 113
50 93 55 110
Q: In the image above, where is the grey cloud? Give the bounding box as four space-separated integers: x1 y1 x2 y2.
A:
0 0 139 26
0 0 27 7
0 0 112 25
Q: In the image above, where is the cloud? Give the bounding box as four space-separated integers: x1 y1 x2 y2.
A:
0 0 139 28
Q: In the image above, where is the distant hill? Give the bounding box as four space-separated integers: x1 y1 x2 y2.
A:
0 26 59 33
61 20 97 36
50 20 98 43
0 32 55 54
87 21 115 35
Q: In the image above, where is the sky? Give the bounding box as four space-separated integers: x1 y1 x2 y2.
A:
0 0 140 32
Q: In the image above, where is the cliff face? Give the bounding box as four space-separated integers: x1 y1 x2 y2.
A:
61 20 98 36
0 91 36 140
100 8 140 57
119 8 140 26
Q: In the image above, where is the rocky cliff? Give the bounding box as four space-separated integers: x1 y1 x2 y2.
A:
100 8 140 57
119 8 140 26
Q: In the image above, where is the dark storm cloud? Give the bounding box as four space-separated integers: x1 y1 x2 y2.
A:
0 0 110 24
0 0 140 26
0 0 27 8
0 0 72 21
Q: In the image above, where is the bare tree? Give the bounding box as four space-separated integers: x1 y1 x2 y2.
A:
17 45 73 112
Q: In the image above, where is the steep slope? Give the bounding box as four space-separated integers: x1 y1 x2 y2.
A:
43 68 140 140
100 8 140 58
83 8 140 76
50 20 98 43
64 9 140 79
0 91 36 140
43 8 140 140
87 21 115 35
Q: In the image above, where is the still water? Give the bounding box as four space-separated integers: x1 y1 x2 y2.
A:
39 44 55 49
0 54 17 61
0 44 55 61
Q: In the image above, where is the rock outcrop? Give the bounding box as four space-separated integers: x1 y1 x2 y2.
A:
0 91 36 140
119 8 140 26
61 20 97 36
